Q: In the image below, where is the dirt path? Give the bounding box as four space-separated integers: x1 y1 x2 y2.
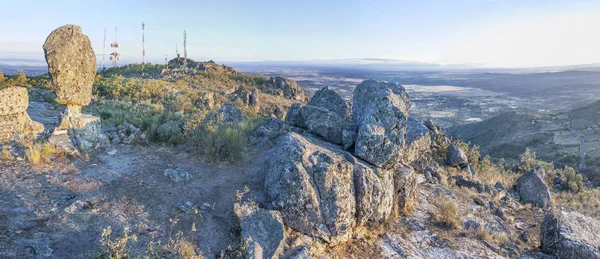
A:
0 144 270 258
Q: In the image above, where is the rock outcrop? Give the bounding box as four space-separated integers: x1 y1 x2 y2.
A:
214 103 243 125
249 118 292 146
285 103 357 146
265 132 398 244
44 24 107 152
446 144 468 167
43 24 96 107
264 77 308 102
516 169 552 208
541 210 600 258
402 117 431 164
308 86 351 120
265 133 357 244
352 80 410 168
0 87 44 144
234 203 286 259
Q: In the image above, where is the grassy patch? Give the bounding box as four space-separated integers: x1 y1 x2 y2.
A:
1 146 13 161
26 142 62 165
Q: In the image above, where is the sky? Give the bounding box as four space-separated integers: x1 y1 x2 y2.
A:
0 0 599 68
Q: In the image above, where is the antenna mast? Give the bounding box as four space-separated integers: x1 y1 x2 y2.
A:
183 30 187 60
110 27 120 67
103 29 106 69
142 22 145 67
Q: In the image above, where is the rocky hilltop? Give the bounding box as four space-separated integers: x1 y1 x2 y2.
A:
0 24 599 259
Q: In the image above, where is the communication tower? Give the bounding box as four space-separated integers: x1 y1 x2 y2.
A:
109 27 120 67
183 30 187 59
103 29 106 69
142 22 146 66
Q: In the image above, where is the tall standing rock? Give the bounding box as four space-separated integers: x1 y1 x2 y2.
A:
43 24 97 108
352 80 410 168
43 25 106 152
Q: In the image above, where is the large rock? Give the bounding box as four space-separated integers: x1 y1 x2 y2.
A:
0 87 43 144
43 24 97 106
264 77 308 102
249 118 292 146
285 103 357 145
215 103 243 125
402 118 431 164
349 154 394 226
51 112 108 151
446 144 468 167
265 133 356 243
308 86 351 120
352 80 410 168
541 210 600 258
393 165 419 214
265 132 397 243
234 203 286 259
516 169 552 208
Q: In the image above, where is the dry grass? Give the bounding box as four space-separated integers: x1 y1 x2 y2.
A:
433 197 460 228
554 189 600 219
477 227 510 247
492 232 510 246
26 142 62 165
477 227 491 241
1 146 13 161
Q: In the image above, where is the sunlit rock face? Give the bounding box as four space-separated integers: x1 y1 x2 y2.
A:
0 87 44 144
43 24 97 108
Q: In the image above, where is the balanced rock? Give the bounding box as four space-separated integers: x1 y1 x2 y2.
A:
0 87 43 144
402 117 431 164
446 144 468 167
43 24 97 107
541 210 600 258
516 169 552 208
352 80 410 168
265 132 394 243
234 203 286 259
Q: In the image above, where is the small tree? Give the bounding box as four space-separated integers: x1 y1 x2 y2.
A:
518 147 537 173
15 71 27 85
0 71 5 83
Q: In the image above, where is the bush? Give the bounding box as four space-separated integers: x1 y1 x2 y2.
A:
517 148 537 173
433 197 460 228
1 146 13 161
188 116 261 162
26 143 61 165
0 71 4 83
14 71 27 85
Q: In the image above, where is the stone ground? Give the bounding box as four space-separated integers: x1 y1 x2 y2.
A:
0 143 271 258
1 98 271 258
1 97 548 258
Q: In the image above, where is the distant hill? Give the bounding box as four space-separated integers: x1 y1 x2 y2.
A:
447 111 553 160
568 99 600 123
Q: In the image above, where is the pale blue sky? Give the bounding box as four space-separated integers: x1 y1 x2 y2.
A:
1 0 599 67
